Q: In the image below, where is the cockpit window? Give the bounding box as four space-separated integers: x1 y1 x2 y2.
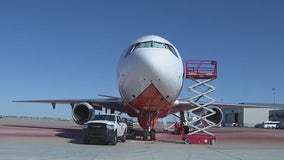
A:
152 41 165 48
166 44 178 58
137 41 152 48
125 41 178 58
125 44 136 57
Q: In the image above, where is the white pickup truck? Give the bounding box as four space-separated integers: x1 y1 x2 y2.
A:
82 114 127 145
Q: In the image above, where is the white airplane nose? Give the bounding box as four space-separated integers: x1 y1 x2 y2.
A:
116 35 184 130
118 47 184 104
135 48 178 82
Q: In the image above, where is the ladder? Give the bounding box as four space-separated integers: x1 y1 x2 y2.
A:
185 60 217 135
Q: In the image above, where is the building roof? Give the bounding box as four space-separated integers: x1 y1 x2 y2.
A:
239 103 284 108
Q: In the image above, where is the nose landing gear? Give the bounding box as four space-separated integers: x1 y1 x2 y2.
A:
138 111 157 141
142 129 156 141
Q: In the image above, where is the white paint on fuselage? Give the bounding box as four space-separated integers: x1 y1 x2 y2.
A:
117 35 184 105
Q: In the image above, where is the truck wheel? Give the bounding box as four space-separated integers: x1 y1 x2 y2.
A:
121 130 126 142
111 132 117 145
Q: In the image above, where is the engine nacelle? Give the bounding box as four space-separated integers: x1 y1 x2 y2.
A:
202 106 223 126
72 102 94 125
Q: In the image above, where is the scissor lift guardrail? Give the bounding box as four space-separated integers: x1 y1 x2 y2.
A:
185 60 217 136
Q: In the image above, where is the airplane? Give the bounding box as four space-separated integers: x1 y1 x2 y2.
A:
14 35 273 140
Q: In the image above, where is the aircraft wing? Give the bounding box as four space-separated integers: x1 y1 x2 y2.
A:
171 99 281 114
13 97 126 113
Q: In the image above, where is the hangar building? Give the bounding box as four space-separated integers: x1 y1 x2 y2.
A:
269 109 284 122
222 103 284 127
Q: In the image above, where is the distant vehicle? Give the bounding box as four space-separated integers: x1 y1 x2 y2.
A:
254 122 264 128
231 123 238 127
263 121 280 129
82 114 127 145
276 122 284 129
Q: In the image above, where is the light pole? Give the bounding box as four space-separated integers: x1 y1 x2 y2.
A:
272 88 276 106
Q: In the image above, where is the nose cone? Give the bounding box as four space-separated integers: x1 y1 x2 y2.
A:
135 48 183 90
118 47 184 104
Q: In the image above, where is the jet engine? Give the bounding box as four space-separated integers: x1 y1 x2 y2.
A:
72 102 94 125
201 106 223 126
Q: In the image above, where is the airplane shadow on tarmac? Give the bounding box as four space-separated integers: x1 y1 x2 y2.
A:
2 124 185 145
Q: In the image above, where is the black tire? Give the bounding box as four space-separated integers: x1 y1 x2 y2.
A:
132 131 136 140
121 130 126 142
150 130 156 141
143 131 147 140
111 132 117 145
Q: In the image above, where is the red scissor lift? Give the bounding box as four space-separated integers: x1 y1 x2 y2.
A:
182 60 217 145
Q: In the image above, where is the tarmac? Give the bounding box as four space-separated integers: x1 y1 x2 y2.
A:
0 117 284 160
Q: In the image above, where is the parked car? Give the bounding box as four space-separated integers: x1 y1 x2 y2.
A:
254 122 264 128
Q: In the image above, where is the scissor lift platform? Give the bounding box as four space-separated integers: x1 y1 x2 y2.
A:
183 60 218 144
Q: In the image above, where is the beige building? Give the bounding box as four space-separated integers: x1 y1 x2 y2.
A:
222 103 284 127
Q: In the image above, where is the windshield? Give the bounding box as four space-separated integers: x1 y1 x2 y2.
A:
125 41 179 58
93 115 115 121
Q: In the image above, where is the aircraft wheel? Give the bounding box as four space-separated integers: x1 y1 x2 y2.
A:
143 131 147 140
150 130 156 141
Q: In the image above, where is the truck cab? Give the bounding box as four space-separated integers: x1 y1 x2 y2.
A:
82 114 127 145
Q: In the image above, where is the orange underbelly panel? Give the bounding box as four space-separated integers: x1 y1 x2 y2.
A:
129 83 171 112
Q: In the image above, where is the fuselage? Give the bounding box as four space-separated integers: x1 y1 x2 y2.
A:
117 35 184 129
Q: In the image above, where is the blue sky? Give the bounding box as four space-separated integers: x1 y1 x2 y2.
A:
0 0 284 119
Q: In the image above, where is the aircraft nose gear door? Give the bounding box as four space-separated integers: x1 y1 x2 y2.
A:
185 60 217 136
